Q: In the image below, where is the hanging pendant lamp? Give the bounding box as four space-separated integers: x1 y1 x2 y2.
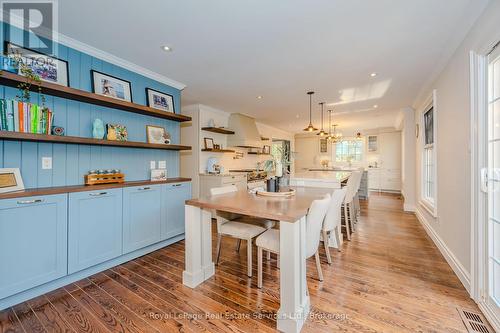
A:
326 109 333 140
303 91 318 132
331 124 342 143
316 102 327 136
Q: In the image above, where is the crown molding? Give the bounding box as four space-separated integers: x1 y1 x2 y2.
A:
2 13 186 90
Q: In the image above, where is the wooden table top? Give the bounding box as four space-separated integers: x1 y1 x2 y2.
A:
185 186 334 222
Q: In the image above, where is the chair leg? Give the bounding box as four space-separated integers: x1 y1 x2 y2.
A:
247 239 252 277
215 234 222 265
266 250 271 260
322 230 332 264
343 204 351 240
314 251 324 282
349 202 356 232
277 254 280 268
236 239 241 252
257 247 263 288
334 226 342 252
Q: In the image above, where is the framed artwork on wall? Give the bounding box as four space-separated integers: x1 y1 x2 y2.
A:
5 41 69 87
0 168 24 193
91 70 132 102
146 88 175 113
146 125 171 144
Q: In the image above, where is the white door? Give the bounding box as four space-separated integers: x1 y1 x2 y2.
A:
484 45 500 321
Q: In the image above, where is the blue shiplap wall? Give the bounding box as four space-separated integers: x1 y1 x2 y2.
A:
0 23 181 188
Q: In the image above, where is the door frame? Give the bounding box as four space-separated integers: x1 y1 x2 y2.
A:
470 44 500 331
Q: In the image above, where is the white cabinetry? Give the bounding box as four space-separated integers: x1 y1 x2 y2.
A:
367 131 401 192
199 174 247 197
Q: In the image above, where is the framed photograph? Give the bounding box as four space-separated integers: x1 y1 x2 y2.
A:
106 124 128 141
151 169 167 182
5 41 69 86
0 168 24 193
319 138 328 153
204 137 214 150
146 125 170 144
263 145 271 154
146 88 175 113
92 70 132 102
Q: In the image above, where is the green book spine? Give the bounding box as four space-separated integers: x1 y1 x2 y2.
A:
0 99 5 130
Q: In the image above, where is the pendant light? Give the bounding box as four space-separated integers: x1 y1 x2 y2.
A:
331 124 342 143
326 109 333 140
316 102 327 136
303 91 318 132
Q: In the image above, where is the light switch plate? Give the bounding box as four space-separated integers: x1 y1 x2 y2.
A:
42 157 52 170
158 160 166 169
150 161 156 169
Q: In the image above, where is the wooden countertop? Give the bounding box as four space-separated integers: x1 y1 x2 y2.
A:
0 178 191 200
186 186 333 222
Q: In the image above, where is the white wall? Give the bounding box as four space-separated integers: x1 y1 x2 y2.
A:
413 0 500 292
400 107 417 212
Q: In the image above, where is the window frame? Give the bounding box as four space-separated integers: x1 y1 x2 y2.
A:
334 139 364 163
420 90 438 217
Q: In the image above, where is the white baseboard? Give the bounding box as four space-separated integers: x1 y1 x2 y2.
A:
478 302 500 332
403 203 416 212
415 208 471 293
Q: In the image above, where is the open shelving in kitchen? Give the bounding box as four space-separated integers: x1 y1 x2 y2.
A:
0 71 192 122
0 131 192 151
201 148 235 153
201 127 235 135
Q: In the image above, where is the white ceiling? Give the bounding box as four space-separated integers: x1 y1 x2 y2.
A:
58 0 487 134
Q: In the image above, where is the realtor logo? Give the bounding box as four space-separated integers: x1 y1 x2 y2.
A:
1 1 58 55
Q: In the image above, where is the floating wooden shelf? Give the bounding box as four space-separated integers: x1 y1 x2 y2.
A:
0 178 191 200
0 131 192 151
247 152 271 155
0 71 191 122
260 137 270 141
201 127 235 135
201 148 235 153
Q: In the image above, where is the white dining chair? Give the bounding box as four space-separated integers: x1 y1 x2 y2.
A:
255 194 331 288
210 185 274 277
322 188 347 264
342 171 362 240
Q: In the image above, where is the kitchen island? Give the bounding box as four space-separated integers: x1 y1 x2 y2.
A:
289 170 351 189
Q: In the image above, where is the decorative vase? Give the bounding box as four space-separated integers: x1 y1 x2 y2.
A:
92 119 105 139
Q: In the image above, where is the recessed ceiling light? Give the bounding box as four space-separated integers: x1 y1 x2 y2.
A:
370 72 377 77
162 45 172 52
256 95 263 99
373 104 378 108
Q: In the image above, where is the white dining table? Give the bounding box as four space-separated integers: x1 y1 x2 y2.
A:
183 186 334 333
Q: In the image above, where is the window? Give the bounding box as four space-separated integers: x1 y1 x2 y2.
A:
422 99 436 209
335 140 363 162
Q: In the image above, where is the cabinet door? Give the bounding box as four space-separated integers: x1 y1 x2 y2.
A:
68 189 123 274
161 182 192 240
123 185 162 253
368 170 380 189
0 194 67 299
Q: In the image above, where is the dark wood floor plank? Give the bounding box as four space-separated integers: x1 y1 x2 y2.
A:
27 295 75 333
0 308 25 333
12 302 46 333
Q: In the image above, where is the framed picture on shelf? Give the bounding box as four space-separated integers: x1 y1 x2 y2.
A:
204 138 214 150
106 124 128 141
92 70 132 102
262 145 271 154
151 169 167 182
146 125 170 144
5 41 69 86
146 88 175 113
0 168 24 194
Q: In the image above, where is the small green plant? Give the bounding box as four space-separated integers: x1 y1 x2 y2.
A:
13 54 46 107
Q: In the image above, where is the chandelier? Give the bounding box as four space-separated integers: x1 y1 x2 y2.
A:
329 124 342 143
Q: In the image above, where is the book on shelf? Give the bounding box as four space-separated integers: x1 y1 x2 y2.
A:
0 99 53 134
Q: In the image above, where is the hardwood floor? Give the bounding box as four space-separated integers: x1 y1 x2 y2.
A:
0 193 479 332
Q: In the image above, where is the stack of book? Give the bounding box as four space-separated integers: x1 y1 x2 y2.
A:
0 99 54 134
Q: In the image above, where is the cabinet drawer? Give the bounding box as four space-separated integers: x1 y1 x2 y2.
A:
123 185 162 253
68 189 123 274
221 175 246 184
0 194 67 299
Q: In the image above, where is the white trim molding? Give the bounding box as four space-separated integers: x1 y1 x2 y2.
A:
415 208 471 293
3 11 186 90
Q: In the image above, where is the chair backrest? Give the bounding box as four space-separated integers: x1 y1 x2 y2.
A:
210 185 238 196
305 194 331 258
323 188 347 232
344 171 361 203
210 185 239 229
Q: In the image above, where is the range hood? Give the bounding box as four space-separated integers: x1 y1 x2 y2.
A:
226 113 262 148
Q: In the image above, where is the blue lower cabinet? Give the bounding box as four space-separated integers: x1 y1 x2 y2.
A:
123 184 162 253
68 189 123 274
161 182 192 240
0 194 67 299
